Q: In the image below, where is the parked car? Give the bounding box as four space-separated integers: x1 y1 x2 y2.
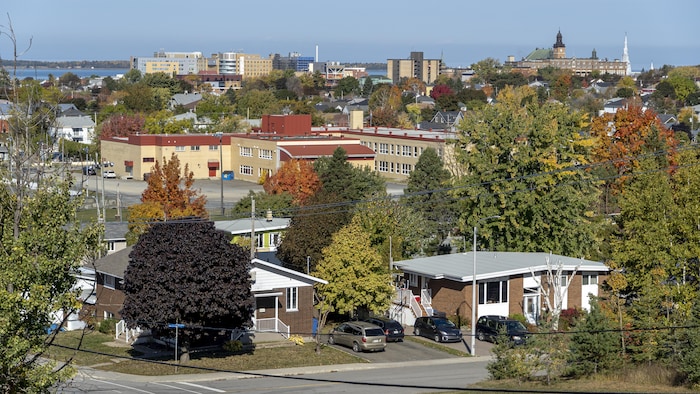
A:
103 170 117 178
328 321 386 352
476 315 530 345
82 166 96 176
413 316 463 343
363 316 404 342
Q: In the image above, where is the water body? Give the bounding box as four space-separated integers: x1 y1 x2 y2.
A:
8 68 129 81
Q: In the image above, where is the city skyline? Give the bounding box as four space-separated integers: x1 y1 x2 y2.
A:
3 0 699 72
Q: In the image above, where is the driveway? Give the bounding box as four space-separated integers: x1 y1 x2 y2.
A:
319 333 467 363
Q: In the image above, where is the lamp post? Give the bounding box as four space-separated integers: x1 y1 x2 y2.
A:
471 215 500 357
214 133 224 216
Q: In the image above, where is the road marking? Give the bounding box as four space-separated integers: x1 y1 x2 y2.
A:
152 382 201 393
91 379 155 394
178 382 226 392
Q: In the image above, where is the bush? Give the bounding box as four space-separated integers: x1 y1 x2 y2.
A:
97 318 118 335
447 314 469 329
223 340 243 353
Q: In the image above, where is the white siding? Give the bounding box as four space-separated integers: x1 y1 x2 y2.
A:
250 267 312 292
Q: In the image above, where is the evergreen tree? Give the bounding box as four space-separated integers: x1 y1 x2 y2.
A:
567 299 621 377
678 300 700 386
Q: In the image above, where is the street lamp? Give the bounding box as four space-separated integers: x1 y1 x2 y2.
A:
471 215 500 357
214 132 224 216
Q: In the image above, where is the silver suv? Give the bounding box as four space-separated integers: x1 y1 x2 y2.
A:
328 321 387 352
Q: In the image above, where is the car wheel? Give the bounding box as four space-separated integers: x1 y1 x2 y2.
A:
477 331 485 341
352 342 360 352
414 328 420 337
328 335 335 345
434 334 441 342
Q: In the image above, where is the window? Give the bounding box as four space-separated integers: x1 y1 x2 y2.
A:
407 273 418 287
378 161 388 172
286 287 298 311
256 233 264 248
478 280 508 304
379 143 389 154
240 146 253 157
143 157 155 163
390 162 394 173
104 311 115 319
190 145 200 151
209 145 218 151
240 165 253 175
104 275 116 289
175 146 186 152
259 149 273 159
414 146 419 157
390 144 394 155
107 241 115 252
582 274 598 285
401 163 411 175
269 232 281 247
402 145 412 157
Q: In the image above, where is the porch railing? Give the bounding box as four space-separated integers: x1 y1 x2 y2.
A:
254 318 290 339
420 289 434 316
115 320 141 343
395 288 425 318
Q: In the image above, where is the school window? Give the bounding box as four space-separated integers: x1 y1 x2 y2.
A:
390 144 394 155
240 165 253 175
478 280 508 304
378 161 388 172
402 145 412 156
209 145 218 151
175 146 186 152
143 157 155 163
582 274 598 285
390 162 394 173
190 145 200 151
414 146 419 157
286 287 298 311
104 275 116 289
259 149 273 159
379 143 388 154
240 146 253 157
401 163 411 175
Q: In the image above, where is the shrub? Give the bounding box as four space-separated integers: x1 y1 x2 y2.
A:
447 314 469 329
97 318 118 335
223 340 243 353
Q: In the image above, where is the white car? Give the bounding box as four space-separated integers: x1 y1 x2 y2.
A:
103 170 117 178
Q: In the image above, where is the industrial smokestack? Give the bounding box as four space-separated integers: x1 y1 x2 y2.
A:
315 45 318 62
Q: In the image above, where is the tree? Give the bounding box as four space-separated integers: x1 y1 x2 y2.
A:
314 147 385 203
452 86 599 257
369 84 402 127
311 221 394 351
0 19 101 392
229 190 294 219
678 300 700 386
334 76 359 98
121 220 253 362
126 153 207 244
234 89 281 118
404 147 456 252
143 110 192 134
567 299 621 377
263 159 321 205
529 256 580 330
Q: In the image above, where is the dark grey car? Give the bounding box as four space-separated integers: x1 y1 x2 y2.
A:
328 321 387 352
364 316 405 342
413 316 463 343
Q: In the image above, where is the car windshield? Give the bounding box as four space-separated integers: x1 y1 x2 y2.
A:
434 319 455 328
365 328 384 337
385 321 402 329
505 321 527 332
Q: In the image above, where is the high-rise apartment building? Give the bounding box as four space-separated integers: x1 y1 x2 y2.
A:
387 52 442 85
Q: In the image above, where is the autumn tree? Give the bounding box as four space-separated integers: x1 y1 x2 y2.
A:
121 220 253 362
126 153 207 244
369 84 402 127
263 159 321 205
312 221 394 350
143 110 192 134
452 86 599 257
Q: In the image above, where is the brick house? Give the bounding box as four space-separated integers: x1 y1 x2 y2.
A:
92 247 326 338
393 252 609 326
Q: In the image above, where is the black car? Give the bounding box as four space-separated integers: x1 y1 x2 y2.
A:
413 316 463 343
476 315 530 345
364 316 404 342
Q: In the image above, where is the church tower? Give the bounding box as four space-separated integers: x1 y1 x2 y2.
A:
553 30 566 59
622 34 632 76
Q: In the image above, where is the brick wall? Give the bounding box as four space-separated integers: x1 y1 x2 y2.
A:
509 276 524 316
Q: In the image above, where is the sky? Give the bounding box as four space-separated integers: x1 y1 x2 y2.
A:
2 1 699 71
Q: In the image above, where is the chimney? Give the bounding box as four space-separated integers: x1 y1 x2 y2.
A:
266 210 273 222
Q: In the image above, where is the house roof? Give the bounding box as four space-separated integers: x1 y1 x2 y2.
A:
55 115 95 128
252 258 328 285
394 252 608 283
93 246 133 278
104 222 129 241
215 217 290 234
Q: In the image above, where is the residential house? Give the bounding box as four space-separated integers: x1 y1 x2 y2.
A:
215 215 290 255
393 252 609 326
168 92 202 111
92 247 326 339
50 108 95 144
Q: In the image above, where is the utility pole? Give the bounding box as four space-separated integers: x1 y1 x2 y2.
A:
250 197 255 261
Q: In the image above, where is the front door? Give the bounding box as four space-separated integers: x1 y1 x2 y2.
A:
523 294 539 325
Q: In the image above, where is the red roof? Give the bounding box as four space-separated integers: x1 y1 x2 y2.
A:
279 144 375 161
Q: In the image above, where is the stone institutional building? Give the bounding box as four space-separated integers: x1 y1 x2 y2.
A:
505 31 630 77
387 51 443 85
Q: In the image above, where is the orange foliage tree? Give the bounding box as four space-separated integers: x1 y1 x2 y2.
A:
263 159 321 205
126 153 208 244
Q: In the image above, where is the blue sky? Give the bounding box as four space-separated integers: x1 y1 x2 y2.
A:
3 0 699 71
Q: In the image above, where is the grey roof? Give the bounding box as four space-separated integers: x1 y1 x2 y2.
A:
394 252 608 283
93 246 132 278
215 217 290 235
55 115 95 128
104 222 129 241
